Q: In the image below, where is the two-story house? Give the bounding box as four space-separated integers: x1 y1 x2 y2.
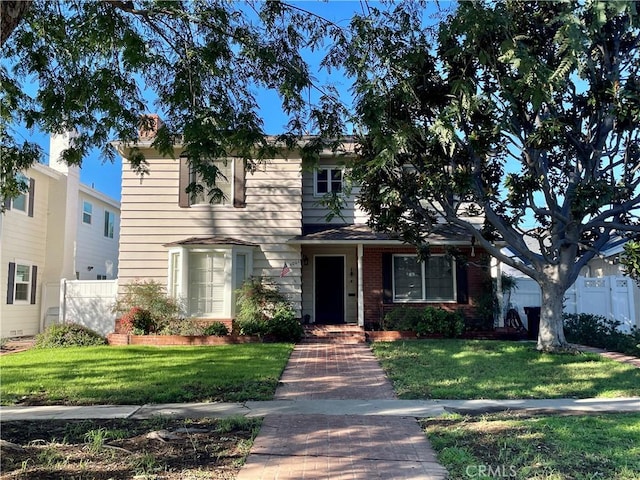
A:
115 133 491 329
1 133 120 338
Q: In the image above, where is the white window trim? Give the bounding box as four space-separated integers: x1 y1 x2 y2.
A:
313 166 344 197
167 245 253 318
82 201 93 225
104 210 115 238
392 254 457 303
12 259 33 304
10 173 30 214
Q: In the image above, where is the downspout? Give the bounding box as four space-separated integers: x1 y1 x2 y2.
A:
357 244 364 327
59 278 67 324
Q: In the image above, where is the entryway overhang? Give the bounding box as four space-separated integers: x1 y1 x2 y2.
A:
287 224 480 326
287 224 475 246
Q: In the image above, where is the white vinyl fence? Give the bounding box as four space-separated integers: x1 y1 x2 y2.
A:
508 275 636 333
56 279 119 336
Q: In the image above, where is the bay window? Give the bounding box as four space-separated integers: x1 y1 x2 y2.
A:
167 245 253 318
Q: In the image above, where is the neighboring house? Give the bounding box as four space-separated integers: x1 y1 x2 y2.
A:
115 131 493 328
501 236 639 332
1 133 120 338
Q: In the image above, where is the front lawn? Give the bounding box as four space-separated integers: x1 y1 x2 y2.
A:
425 412 640 480
372 340 640 399
0 344 294 405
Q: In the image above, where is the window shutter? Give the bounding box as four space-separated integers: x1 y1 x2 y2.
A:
178 157 190 208
456 261 469 304
382 253 393 304
28 178 35 217
3 197 10 211
7 262 15 304
233 158 246 208
30 265 37 304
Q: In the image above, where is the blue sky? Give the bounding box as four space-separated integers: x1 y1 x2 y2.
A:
14 1 383 201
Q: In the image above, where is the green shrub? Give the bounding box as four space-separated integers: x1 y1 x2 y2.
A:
419 307 464 338
120 307 155 334
158 318 205 336
268 304 303 342
202 321 230 336
235 277 302 342
114 280 182 333
382 306 464 338
564 313 640 356
383 306 423 331
34 324 106 348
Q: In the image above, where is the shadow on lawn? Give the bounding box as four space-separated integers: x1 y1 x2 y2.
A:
0 344 293 406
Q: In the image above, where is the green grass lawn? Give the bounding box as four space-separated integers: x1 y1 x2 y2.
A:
424 412 640 480
0 344 294 406
372 340 640 399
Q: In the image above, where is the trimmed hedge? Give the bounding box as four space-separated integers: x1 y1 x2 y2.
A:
383 306 465 338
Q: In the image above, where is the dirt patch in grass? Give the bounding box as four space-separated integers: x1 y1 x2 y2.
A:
0 417 260 479
422 412 640 480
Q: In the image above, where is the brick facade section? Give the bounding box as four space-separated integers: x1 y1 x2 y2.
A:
362 245 490 326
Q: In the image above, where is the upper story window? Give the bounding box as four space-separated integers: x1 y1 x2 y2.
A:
179 158 246 209
104 210 115 238
392 254 456 302
315 167 343 196
82 201 93 224
189 159 233 206
4 175 35 217
12 193 27 212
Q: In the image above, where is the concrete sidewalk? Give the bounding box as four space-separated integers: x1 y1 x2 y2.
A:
3 397 640 422
2 342 640 479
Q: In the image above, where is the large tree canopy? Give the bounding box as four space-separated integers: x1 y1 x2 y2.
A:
341 1 640 351
1 0 348 201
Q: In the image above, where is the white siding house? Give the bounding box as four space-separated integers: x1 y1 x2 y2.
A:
117 143 303 318
1 134 120 337
115 133 488 328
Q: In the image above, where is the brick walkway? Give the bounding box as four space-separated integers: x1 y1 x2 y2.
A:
237 343 448 480
274 343 397 400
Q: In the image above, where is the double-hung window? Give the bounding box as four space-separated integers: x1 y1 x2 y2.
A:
314 167 343 195
392 255 456 302
6 262 37 305
189 159 233 206
4 174 34 217
82 201 93 224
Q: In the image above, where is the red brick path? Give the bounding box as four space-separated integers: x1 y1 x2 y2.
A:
237 343 448 480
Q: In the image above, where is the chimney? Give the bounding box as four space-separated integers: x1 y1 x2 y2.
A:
49 131 79 175
138 114 164 140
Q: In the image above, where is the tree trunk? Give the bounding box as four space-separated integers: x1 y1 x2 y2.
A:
536 280 570 352
0 0 31 46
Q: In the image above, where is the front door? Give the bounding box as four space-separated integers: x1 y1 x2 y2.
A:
314 256 345 324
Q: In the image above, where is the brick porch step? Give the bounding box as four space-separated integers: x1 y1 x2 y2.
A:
302 324 366 344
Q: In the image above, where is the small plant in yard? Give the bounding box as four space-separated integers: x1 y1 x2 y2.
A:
158 317 205 336
120 306 155 334
34 324 106 348
202 321 229 336
113 280 182 334
235 277 302 342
